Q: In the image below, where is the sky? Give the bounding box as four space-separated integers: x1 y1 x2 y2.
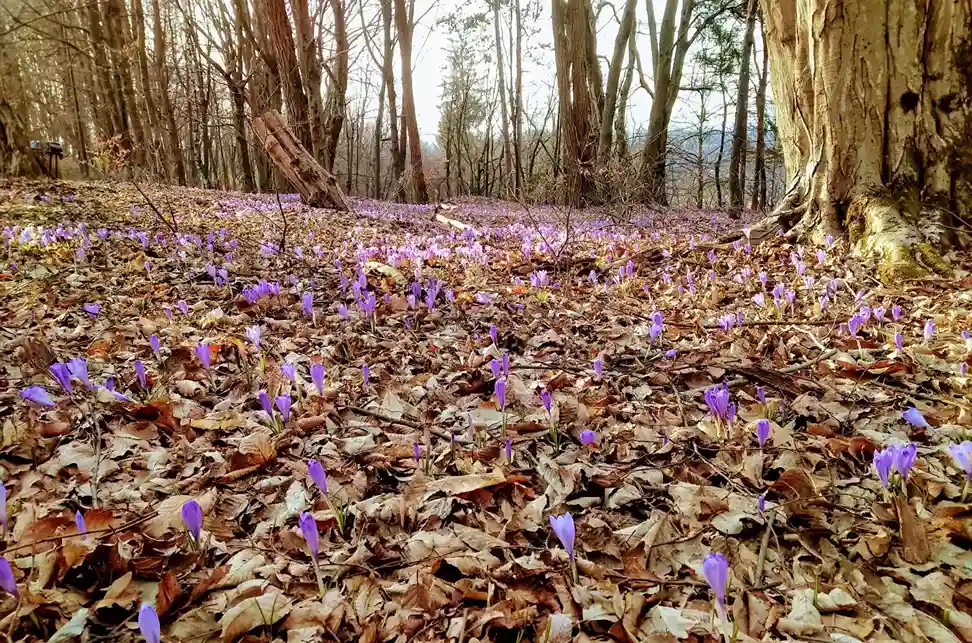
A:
348 0 765 145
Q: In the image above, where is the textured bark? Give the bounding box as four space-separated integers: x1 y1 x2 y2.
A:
750 20 768 211
263 0 312 151
292 0 325 159
86 1 119 139
513 0 524 194
132 0 160 172
381 0 406 201
152 0 186 184
728 0 757 215
320 0 349 173
597 0 637 161
105 0 148 166
394 0 429 202
0 100 41 177
754 0 971 279
551 0 600 205
639 0 696 204
492 0 513 194
252 110 350 209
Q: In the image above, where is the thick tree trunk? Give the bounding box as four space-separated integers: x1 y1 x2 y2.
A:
728 0 757 216
252 110 350 210
381 0 406 201
263 0 313 151
152 0 187 184
754 0 971 279
597 0 637 162
321 0 349 173
512 0 524 195
750 21 768 211
394 0 429 202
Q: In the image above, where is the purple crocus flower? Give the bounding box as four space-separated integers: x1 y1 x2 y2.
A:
195 343 211 369
704 383 735 426
540 389 552 415
495 379 506 409
245 326 261 349
275 394 292 422
311 364 325 395
948 441 972 479
895 333 904 350
924 319 936 342
302 292 314 317
362 364 370 385
756 386 766 403
258 390 273 417
181 499 203 541
281 363 296 382
579 429 597 446
83 302 101 318
50 363 73 393
756 492 767 516
893 443 917 481
0 557 16 597
413 441 422 464
902 407 930 429
756 419 771 447
505 437 513 461
753 293 765 307
701 552 729 617
489 359 501 379
67 357 90 389
502 352 510 376
593 359 603 379
135 360 147 388
873 448 895 488
299 512 319 559
892 304 903 321
177 300 189 315
962 363 968 377
489 324 498 345
548 513 575 560
873 306 886 322
0 485 5 533
308 459 328 494
149 335 161 356
848 315 862 337
76 510 86 534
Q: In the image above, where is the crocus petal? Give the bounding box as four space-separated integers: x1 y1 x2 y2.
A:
181 499 203 541
138 603 161 643
298 512 319 559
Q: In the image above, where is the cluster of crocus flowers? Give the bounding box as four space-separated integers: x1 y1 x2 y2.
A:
873 443 917 491
704 383 736 434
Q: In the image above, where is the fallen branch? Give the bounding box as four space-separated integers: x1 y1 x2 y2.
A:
683 348 838 396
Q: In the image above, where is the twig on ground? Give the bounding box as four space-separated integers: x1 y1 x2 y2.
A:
683 348 838 396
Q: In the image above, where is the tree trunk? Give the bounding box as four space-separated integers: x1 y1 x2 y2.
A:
512 0 524 195
321 0 349 173
753 0 971 279
252 110 350 209
132 0 160 173
750 19 769 211
551 0 599 206
597 0 636 162
394 0 429 202
263 0 313 151
105 0 148 168
728 0 757 216
381 0 406 201
152 0 186 184
291 0 325 159
492 0 513 195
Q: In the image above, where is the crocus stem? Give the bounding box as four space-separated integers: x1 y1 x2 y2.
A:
962 478 969 503
311 555 325 597
570 559 578 585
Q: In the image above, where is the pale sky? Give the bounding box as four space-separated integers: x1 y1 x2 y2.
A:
347 0 762 145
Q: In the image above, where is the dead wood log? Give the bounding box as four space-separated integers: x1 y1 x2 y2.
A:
251 110 350 211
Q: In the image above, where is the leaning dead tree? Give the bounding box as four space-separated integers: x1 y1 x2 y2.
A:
751 0 970 279
251 110 351 210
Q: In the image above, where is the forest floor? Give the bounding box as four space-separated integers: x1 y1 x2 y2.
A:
1 179 971 643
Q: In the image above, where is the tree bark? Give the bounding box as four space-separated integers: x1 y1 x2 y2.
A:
291 0 325 159
728 0 757 216
263 0 313 151
512 0 524 195
320 0 349 173
492 0 513 195
750 18 768 211
597 0 637 162
381 0 406 201
753 0 971 279
132 0 160 173
252 110 350 209
394 0 429 202
151 0 186 184
105 0 149 167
